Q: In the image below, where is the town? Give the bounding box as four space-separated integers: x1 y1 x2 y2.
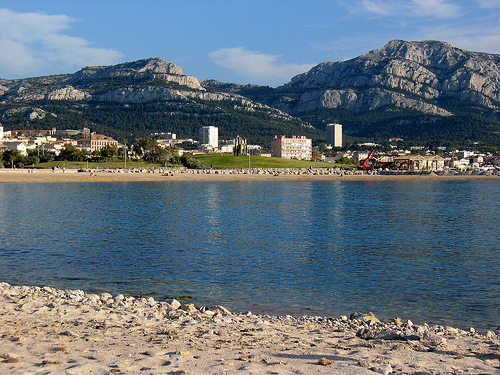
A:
0 122 499 174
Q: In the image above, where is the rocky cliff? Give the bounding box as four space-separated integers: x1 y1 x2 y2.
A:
272 40 500 117
0 57 317 145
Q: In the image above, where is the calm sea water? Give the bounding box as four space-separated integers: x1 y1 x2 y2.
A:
0 180 498 330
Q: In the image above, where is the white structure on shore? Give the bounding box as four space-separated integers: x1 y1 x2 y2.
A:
326 123 342 148
270 135 312 160
200 126 218 150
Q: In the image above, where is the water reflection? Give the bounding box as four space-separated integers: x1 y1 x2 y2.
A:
0 180 498 330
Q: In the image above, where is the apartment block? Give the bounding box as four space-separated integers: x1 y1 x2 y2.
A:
270 135 312 160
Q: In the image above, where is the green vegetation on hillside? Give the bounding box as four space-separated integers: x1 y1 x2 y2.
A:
0 98 323 146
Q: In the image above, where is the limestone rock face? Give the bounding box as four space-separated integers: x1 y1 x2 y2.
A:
274 40 500 116
71 57 204 91
46 86 90 100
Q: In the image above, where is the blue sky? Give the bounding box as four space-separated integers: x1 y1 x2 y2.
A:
1 0 500 86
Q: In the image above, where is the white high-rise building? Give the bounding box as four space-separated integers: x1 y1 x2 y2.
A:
200 126 218 149
0 123 3 140
326 123 342 148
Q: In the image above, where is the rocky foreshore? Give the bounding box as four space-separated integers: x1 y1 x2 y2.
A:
1 282 499 374
1 167 498 183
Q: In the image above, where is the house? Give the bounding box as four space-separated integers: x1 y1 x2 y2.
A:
3 141 28 156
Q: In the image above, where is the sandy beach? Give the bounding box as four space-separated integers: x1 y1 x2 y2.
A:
0 168 498 183
0 283 499 374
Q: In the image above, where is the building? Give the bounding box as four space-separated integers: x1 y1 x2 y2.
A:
200 126 218 150
270 135 312 160
233 135 248 156
3 141 28 156
326 123 342 148
77 133 118 151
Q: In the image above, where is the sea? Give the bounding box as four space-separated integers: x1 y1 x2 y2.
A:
0 179 498 331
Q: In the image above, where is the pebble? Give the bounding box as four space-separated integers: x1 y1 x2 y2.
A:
372 364 393 375
1 283 498 375
4 357 21 363
318 357 333 366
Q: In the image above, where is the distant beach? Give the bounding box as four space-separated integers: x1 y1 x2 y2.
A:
0 167 498 183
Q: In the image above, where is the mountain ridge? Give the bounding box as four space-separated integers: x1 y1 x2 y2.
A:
1 40 500 146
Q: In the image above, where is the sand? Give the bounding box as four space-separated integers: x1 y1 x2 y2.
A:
1 283 499 375
0 168 498 183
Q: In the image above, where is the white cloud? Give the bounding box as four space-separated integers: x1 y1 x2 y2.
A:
476 0 500 8
356 0 460 19
0 9 123 78
209 47 314 86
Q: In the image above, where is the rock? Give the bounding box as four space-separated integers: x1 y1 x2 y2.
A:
213 305 232 316
166 299 181 310
371 363 393 375
274 40 500 117
358 359 370 368
318 357 333 366
180 303 198 314
374 330 401 340
4 357 21 363
350 312 380 323
100 293 113 303
356 327 375 340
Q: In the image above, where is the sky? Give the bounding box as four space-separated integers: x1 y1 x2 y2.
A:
1 0 500 87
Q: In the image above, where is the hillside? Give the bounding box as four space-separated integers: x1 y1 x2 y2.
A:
2 40 500 147
0 58 321 146
205 40 500 147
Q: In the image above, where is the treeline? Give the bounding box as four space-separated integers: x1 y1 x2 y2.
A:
0 98 324 146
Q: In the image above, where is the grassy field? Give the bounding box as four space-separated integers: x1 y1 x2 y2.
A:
32 154 352 170
192 153 347 169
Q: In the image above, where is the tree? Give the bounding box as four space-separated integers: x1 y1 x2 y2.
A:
1 149 22 168
57 143 84 162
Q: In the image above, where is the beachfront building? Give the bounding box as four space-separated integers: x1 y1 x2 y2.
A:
77 133 118 152
326 123 342 148
200 126 218 150
270 135 312 160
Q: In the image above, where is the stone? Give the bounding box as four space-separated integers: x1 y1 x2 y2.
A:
350 312 380 323
4 357 21 363
371 364 393 375
318 357 333 366
180 303 198 314
356 328 375 340
358 359 370 368
166 299 181 310
375 330 401 340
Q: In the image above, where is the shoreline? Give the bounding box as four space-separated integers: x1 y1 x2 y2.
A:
0 168 498 183
1 283 499 374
